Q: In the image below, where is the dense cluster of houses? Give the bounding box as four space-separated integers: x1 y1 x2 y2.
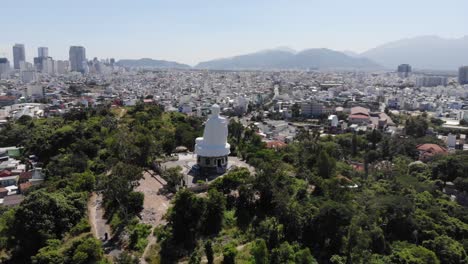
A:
0 147 44 206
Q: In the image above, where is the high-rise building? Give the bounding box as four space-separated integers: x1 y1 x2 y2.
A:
38 47 49 58
42 57 54 74
34 57 42 70
69 46 87 73
0 58 10 79
13 44 26 70
34 56 55 74
459 66 468 85
55 60 69 74
300 100 324 117
19 61 33 71
21 70 36 83
415 76 448 87
397 64 412 78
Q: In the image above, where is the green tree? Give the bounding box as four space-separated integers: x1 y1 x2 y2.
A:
169 190 206 248
270 242 294 264
251 239 269 264
422 236 468 264
390 242 439 264
405 117 429 138
294 248 317 264
291 103 301 119
162 166 184 193
222 244 237 264
205 241 214 264
67 235 104 264
235 185 255 229
189 249 201 264
126 191 144 217
367 129 382 149
116 251 140 264
257 217 284 249
351 133 358 156
203 189 226 235
32 235 104 264
317 151 336 179
10 191 86 261
31 239 64 264
307 201 353 258
431 155 464 184
102 162 143 220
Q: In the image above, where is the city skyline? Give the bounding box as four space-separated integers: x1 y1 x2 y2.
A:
1 0 467 65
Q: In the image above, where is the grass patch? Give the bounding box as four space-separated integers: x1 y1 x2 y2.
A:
144 243 161 264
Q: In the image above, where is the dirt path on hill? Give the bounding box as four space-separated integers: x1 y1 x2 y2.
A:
137 171 171 264
88 192 121 259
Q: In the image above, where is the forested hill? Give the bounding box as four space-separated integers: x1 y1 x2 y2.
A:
0 104 204 263
0 105 467 263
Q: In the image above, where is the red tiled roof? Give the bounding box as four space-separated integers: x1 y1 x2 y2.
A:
0 170 12 178
265 141 287 149
2 194 24 206
416 144 448 154
350 106 370 116
19 171 33 181
19 182 32 192
417 144 448 160
0 188 7 198
349 114 370 119
351 163 364 171
0 96 16 101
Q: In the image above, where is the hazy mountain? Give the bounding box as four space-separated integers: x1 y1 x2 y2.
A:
195 48 380 70
116 58 190 69
269 46 297 54
342 50 361 57
361 35 468 70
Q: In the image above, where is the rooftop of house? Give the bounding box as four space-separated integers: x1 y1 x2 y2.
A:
416 144 448 159
349 113 370 119
19 182 32 193
0 170 12 178
265 140 288 149
1 194 24 207
19 171 32 181
350 106 370 117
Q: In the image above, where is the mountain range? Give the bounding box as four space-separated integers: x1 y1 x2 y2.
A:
195 48 380 70
116 36 468 71
116 58 190 69
361 35 468 71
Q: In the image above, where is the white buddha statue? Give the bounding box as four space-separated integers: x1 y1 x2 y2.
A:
195 104 230 174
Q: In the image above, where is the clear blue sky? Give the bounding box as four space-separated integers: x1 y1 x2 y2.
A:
1 0 467 65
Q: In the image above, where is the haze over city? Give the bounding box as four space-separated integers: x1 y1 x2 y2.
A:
1 0 467 65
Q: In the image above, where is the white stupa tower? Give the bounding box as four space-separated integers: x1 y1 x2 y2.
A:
195 104 230 174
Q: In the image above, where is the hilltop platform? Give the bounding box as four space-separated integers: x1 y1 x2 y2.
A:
162 153 254 187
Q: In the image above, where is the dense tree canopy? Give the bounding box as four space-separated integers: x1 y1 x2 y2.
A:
1 104 467 264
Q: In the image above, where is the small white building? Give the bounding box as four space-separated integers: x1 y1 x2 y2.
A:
328 115 339 127
447 133 456 149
